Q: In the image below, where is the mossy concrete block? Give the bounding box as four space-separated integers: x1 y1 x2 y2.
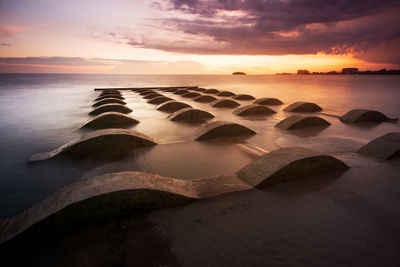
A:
182 92 201 98
217 91 236 97
192 121 256 140
339 109 398 123
233 104 276 116
254 97 283 105
275 115 331 130
167 107 214 122
80 112 139 130
232 94 255 100
92 98 126 107
284 102 322 113
237 147 349 187
28 129 156 162
89 104 132 116
157 101 191 113
193 95 217 103
147 96 173 105
204 89 220 94
211 99 241 108
357 132 400 160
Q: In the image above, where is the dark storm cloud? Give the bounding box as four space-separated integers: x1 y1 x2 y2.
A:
137 0 400 64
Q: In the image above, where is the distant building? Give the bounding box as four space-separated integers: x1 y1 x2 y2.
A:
341 68 358 75
297 69 310 75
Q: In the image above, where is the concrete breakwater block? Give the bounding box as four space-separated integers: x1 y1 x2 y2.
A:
211 99 241 108
237 147 349 187
89 104 132 116
164 88 179 92
217 91 236 97
233 104 276 116
157 100 192 113
192 88 206 92
275 115 331 130
357 132 400 160
193 95 217 103
99 93 122 99
143 93 162 99
232 94 255 100
192 121 256 140
0 171 250 244
182 92 201 98
284 101 322 113
92 98 126 107
254 97 283 105
204 89 220 94
95 95 124 101
80 112 139 129
339 109 398 124
147 96 173 105
100 90 121 95
139 91 154 96
28 129 156 162
174 89 189 95
167 107 214 122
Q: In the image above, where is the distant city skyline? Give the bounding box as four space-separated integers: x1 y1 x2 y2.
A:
1 0 400 74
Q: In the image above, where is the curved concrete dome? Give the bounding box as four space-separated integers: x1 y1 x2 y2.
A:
167 107 215 122
147 96 173 105
254 97 283 105
80 112 139 129
283 101 322 113
357 132 400 160
211 99 241 108
100 90 121 96
275 115 331 130
217 91 236 97
339 109 397 123
192 88 207 92
237 147 349 187
99 92 122 98
192 121 256 140
157 100 191 113
164 88 179 92
204 89 220 94
28 129 156 162
232 94 255 100
89 104 132 116
0 171 250 244
92 98 126 107
143 93 162 99
193 95 217 103
182 92 201 98
95 95 124 101
233 104 276 116
139 91 154 96
174 89 189 95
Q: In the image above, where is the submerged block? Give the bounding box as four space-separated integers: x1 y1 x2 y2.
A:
147 96 173 105
80 112 139 129
174 89 189 95
233 104 276 116
339 109 397 124
284 102 322 113
95 95 124 101
28 129 156 162
237 147 349 187
157 100 192 113
357 132 400 160
232 94 255 100
167 107 214 122
204 89 220 94
99 93 121 99
139 91 154 96
89 104 132 116
192 121 256 140
193 95 217 103
211 99 241 108
143 93 162 99
92 98 126 107
254 97 283 105
100 90 121 96
182 92 201 98
164 88 178 92
275 115 331 130
192 88 207 92
217 91 236 97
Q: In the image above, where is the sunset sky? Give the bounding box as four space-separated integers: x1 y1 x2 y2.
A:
1 0 399 74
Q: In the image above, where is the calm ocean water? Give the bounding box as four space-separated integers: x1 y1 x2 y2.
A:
0 74 399 217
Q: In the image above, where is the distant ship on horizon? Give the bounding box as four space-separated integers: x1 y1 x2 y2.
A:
232 72 246 75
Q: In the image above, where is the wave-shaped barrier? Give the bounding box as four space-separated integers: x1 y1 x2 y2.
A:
357 132 400 160
340 109 398 124
275 115 331 130
284 101 322 113
233 104 276 116
80 112 139 129
92 98 126 107
89 104 132 116
192 121 256 140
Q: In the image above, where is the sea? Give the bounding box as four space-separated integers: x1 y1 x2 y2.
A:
0 74 399 217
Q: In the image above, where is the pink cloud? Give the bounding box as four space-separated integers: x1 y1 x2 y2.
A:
0 25 23 38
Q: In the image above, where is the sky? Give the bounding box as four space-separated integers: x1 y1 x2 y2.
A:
0 0 400 74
